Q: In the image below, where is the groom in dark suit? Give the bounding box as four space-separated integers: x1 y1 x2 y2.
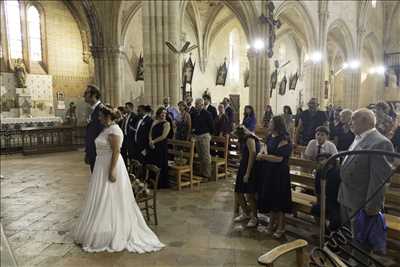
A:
83 85 104 172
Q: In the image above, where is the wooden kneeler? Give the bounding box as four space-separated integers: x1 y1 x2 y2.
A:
258 239 309 267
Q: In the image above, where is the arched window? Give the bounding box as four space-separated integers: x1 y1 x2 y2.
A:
4 0 23 59
27 5 42 61
228 29 240 83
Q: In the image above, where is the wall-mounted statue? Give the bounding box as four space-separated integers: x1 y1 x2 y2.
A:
244 69 249 88
64 102 77 126
259 2 282 58
136 53 144 81
14 58 27 88
216 58 228 86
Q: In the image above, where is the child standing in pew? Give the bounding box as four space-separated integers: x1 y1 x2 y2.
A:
232 125 260 228
311 154 341 231
303 126 338 161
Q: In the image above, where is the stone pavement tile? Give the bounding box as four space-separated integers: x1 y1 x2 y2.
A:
19 255 62 267
40 243 74 256
13 240 51 256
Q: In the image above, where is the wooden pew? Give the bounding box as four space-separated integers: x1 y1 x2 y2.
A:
228 136 240 170
291 191 400 241
167 139 200 190
210 135 229 181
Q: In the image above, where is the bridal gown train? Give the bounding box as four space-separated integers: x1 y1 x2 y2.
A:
74 124 164 253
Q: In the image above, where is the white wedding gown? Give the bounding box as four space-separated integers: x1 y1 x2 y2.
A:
74 124 164 253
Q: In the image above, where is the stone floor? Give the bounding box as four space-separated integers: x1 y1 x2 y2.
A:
2 151 398 267
0 151 301 267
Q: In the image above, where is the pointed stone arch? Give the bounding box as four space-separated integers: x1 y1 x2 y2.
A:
275 1 317 51
327 19 355 60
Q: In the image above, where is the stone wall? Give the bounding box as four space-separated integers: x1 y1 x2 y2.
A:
40 1 93 123
184 18 250 116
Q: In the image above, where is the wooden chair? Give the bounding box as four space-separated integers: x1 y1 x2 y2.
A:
210 135 229 181
136 164 160 225
258 239 309 267
129 159 143 180
167 139 199 190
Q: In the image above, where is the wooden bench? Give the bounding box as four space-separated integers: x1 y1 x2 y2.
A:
210 135 229 181
291 191 400 241
292 145 306 158
228 136 240 170
167 139 200 190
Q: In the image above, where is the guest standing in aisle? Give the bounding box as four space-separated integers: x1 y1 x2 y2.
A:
256 116 293 238
148 107 171 189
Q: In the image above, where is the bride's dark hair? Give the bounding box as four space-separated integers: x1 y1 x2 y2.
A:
100 105 120 121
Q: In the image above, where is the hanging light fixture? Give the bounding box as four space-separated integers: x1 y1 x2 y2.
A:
371 0 377 8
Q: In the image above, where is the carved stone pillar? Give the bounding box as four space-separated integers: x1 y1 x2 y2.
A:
142 0 180 106
90 46 123 105
248 49 269 123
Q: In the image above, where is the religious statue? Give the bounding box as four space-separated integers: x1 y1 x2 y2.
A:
260 2 281 58
64 102 78 126
14 58 27 88
136 54 144 81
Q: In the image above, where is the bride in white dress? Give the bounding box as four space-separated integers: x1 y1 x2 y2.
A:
74 105 164 253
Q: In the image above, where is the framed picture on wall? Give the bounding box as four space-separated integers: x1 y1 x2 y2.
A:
216 59 228 86
289 72 298 90
182 54 195 85
270 69 278 89
278 75 287 95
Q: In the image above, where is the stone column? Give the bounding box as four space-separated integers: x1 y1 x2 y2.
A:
90 46 123 106
142 0 180 107
247 49 269 123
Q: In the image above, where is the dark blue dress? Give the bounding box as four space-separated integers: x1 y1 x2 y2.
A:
242 115 257 132
256 134 292 213
148 121 169 188
234 136 260 193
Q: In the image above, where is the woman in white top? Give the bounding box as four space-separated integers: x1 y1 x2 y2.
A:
304 126 338 161
74 105 164 253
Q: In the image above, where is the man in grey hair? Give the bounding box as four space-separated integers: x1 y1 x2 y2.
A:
190 98 214 181
338 108 394 264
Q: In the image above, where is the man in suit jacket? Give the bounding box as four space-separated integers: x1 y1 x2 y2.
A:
203 94 217 121
223 97 234 133
121 102 139 164
185 95 195 115
83 85 104 173
338 108 394 259
133 105 153 163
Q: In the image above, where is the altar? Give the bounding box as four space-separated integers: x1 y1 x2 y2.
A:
1 72 63 130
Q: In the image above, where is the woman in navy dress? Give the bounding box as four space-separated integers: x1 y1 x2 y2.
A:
256 116 292 238
242 105 257 132
233 126 260 228
148 107 171 188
